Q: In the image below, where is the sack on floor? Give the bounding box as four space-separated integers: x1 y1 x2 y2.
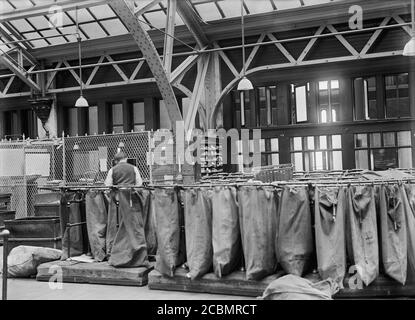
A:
212 186 242 278
238 186 278 280
154 187 185 277
277 186 313 277
260 274 340 300
184 187 213 280
7 246 62 278
315 187 347 285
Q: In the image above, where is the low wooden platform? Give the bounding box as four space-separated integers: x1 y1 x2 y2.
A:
148 268 415 299
37 261 154 287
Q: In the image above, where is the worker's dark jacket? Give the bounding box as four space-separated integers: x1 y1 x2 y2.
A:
112 162 136 185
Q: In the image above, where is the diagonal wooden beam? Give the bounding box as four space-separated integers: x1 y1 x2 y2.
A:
2 75 15 95
360 17 391 55
0 54 40 91
297 25 325 62
392 15 412 36
214 42 239 77
170 52 200 84
327 24 359 56
62 60 82 85
245 33 266 70
46 60 62 89
86 56 105 86
105 55 129 82
129 60 144 81
267 33 296 63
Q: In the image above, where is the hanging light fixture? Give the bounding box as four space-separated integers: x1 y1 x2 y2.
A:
403 0 415 56
237 0 253 91
75 7 89 107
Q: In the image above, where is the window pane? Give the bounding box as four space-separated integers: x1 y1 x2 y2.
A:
383 132 395 147
320 109 327 123
332 135 342 149
332 109 337 122
319 136 327 149
372 148 397 170
355 134 367 148
293 153 303 172
293 137 302 151
315 151 324 170
331 80 339 89
88 106 98 135
112 103 123 126
398 148 412 168
319 81 328 90
398 131 411 146
295 86 308 122
355 150 369 169
307 136 315 150
271 153 279 166
133 102 145 124
260 139 266 153
270 138 279 152
332 151 343 170
370 133 381 147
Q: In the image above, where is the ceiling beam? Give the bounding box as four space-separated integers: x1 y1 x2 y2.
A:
163 0 177 79
0 54 40 92
0 0 107 23
176 0 209 48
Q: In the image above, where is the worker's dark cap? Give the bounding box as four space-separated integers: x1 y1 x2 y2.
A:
114 151 127 161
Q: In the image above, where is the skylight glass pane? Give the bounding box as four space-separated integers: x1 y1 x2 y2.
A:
134 0 156 15
46 12 74 28
273 0 301 10
194 3 222 21
89 5 116 19
143 10 167 29
0 1 15 12
174 12 184 26
245 0 273 15
24 32 48 48
60 25 88 41
81 22 107 39
27 16 51 30
217 0 243 18
40 29 67 45
9 19 35 33
303 0 332 6
67 9 95 23
8 0 33 9
100 19 128 36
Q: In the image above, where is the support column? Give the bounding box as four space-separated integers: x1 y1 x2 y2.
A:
0 111 4 139
97 101 110 134
122 99 132 132
144 97 159 130
204 52 222 129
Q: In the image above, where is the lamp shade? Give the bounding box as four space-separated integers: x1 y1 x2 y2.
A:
75 95 89 107
237 76 254 91
403 36 415 56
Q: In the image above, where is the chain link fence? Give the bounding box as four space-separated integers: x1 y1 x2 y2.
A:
63 131 152 184
0 138 63 218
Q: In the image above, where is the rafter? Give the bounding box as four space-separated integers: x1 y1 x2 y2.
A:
327 24 359 56
297 25 325 62
134 0 163 16
360 17 391 55
266 33 296 63
214 42 239 77
245 33 266 71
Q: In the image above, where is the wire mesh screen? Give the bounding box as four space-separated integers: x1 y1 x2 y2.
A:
0 138 63 218
63 132 151 184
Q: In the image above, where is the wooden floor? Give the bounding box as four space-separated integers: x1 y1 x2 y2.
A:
36 261 153 287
